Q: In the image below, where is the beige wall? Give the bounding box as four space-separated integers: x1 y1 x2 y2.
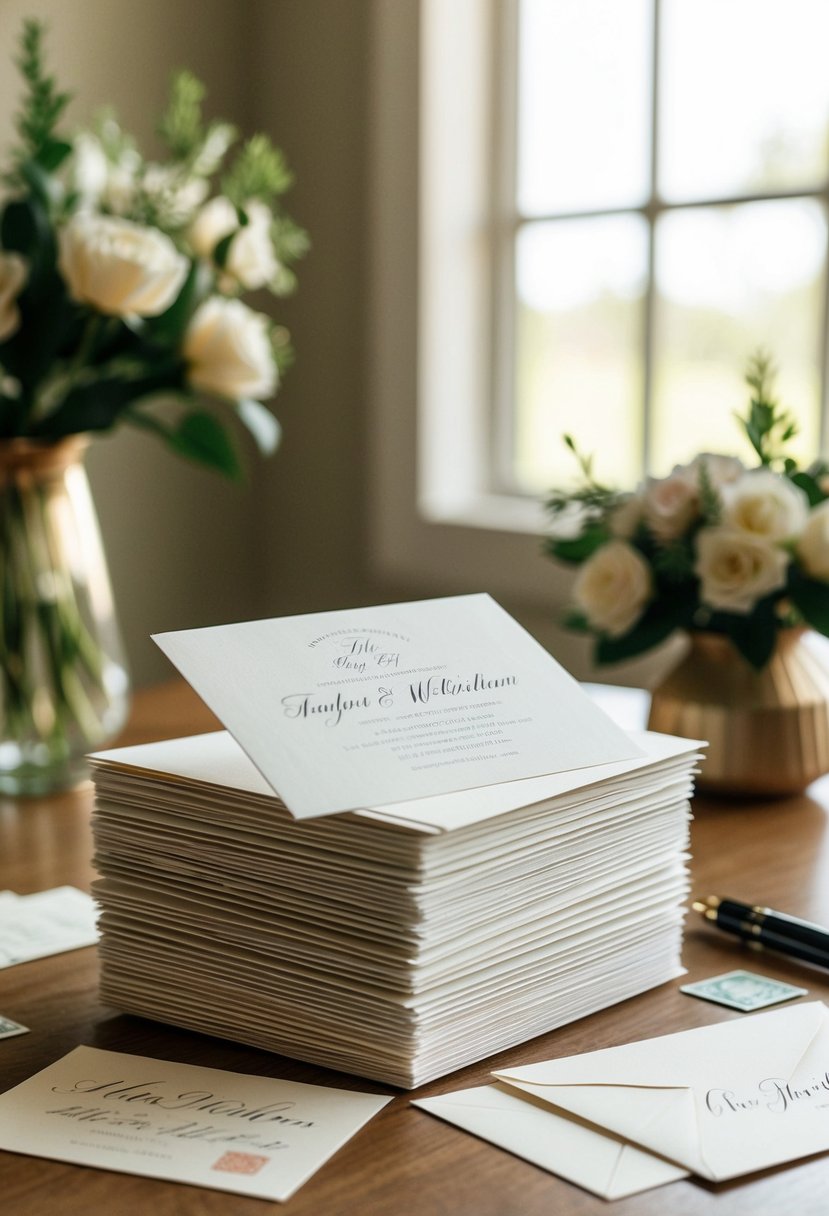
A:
0 0 378 685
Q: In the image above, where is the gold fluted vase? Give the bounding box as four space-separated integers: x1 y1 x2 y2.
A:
647 628 829 797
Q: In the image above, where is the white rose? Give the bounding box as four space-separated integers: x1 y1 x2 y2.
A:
225 201 279 291
573 540 652 638
58 214 189 318
190 197 278 291
183 296 277 400
721 469 808 542
695 527 788 614
68 133 109 206
643 467 698 541
189 196 238 259
0 252 27 342
797 500 829 581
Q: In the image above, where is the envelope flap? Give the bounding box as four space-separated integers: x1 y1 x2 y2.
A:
502 1081 697 1162
495 1002 828 1092
413 1085 688 1200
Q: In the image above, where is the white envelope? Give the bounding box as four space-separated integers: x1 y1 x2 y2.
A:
412 1084 688 1199
495 1002 829 1182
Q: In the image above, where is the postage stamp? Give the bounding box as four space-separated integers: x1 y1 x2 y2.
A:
211 1151 270 1176
680 970 808 1012
0 1015 29 1040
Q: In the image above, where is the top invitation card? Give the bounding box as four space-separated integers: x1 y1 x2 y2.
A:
153 594 640 818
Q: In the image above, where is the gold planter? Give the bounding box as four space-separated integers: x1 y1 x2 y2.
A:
647 629 829 797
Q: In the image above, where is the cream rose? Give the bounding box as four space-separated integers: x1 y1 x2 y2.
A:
190 197 278 291
643 467 698 541
797 500 829 581
189 196 238 259
695 527 788 613
183 296 277 400
58 214 188 317
573 540 652 637
0 252 27 342
721 469 808 542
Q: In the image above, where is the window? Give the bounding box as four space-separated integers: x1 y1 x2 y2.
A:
367 0 829 658
503 0 829 497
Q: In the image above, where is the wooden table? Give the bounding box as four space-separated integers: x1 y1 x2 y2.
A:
2 681 829 1216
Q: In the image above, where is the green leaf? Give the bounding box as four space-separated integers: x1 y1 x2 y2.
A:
236 398 281 454
545 526 609 564
1 197 43 256
790 471 826 506
595 605 682 665
145 259 207 345
34 363 184 438
35 136 72 171
563 610 590 632
168 411 243 479
707 597 780 670
789 571 829 635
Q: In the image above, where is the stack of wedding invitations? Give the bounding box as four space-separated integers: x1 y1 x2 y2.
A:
90 595 702 1088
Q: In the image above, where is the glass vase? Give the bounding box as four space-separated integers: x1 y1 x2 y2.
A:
0 437 130 796
647 628 829 797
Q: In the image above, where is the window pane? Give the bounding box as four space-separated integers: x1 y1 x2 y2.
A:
512 216 647 494
517 0 651 215
660 0 829 202
652 200 825 474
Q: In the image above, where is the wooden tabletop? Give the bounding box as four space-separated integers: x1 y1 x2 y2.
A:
2 681 829 1216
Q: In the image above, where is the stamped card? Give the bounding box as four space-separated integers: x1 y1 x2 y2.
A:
152 594 640 818
0 1046 391 1202
0 1015 28 1040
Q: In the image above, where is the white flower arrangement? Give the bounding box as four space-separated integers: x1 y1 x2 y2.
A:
0 20 307 478
547 355 829 669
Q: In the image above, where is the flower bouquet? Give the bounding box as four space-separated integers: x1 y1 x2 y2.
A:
546 355 829 673
0 21 306 792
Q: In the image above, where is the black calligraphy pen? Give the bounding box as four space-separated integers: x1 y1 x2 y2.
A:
692 896 829 971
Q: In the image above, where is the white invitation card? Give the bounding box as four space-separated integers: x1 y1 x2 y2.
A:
153 594 639 818
0 1046 391 1201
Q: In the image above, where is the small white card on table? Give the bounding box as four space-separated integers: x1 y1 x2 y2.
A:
0 1046 391 1201
0 887 98 968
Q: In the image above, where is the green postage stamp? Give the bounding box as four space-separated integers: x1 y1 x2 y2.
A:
680 970 808 1012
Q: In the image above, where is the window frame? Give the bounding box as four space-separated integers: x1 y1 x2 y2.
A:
366 0 829 677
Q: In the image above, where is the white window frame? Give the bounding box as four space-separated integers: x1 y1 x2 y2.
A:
368 0 556 623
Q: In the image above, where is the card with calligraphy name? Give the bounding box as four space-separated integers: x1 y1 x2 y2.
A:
0 1046 390 1201
152 594 640 818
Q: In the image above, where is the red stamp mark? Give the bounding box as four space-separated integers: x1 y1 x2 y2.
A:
211 1151 270 1176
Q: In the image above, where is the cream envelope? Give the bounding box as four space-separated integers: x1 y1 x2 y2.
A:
495 1001 829 1182
412 1084 688 1199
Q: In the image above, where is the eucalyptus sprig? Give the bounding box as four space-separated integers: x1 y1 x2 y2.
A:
739 350 799 469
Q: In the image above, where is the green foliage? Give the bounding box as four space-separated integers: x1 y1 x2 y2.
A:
156 70 237 175
788 570 829 635
738 350 799 468
222 135 293 206
157 70 207 160
5 19 71 185
595 603 686 665
545 525 609 565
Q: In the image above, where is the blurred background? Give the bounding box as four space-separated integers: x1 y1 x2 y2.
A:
2 0 826 687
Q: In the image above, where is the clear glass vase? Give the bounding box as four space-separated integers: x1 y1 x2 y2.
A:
0 437 130 796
